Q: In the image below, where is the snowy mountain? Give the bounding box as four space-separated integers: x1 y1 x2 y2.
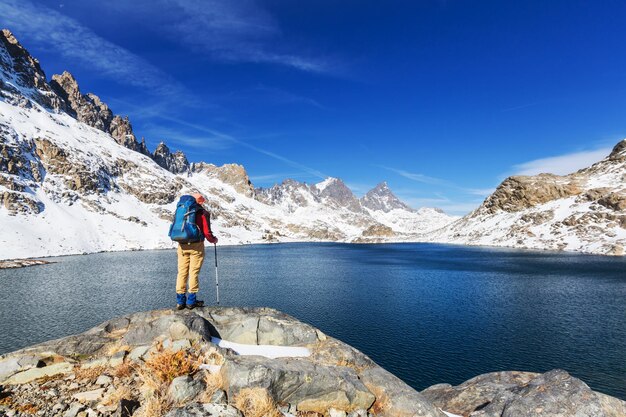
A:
361 181 414 213
0 29 456 260
426 140 626 255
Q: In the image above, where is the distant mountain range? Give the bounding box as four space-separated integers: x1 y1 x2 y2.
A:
0 29 455 260
1 29 624 259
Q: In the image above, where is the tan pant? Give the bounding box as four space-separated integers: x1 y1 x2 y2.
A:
176 241 205 294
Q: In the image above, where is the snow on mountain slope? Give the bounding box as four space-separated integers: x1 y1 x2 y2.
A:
425 140 626 255
0 29 456 260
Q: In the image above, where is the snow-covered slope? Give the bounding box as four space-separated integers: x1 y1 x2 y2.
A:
426 140 626 255
0 29 456 260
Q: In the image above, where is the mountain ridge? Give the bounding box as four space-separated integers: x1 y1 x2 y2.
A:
0 28 456 260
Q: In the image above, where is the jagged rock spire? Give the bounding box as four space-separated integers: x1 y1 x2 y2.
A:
0 29 65 110
153 142 190 174
361 181 414 213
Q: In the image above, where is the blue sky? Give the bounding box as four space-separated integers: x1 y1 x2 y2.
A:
2 0 626 214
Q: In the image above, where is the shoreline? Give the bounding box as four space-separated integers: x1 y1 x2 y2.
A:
1 239 624 266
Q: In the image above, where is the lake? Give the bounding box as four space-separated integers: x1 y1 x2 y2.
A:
1 243 625 400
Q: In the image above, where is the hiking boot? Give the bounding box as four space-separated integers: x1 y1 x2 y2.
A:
187 300 204 309
176 304 186 311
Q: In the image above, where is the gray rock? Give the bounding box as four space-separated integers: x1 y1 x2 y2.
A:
209 389 228 404
52 402 66 413
109 350 127 367
63 403 85 417
165 402 242 417
0 354 40 382
420 371 538 415
128 345 150 361
422 369 626 417
222 355 375 414
72 388 105 403
168 375 205 403
122 313 213 345
359 366 446 417
95 374 112 386
257 314 319 346
4 361 73 384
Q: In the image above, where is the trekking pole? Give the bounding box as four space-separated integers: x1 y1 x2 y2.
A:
214 243 220 305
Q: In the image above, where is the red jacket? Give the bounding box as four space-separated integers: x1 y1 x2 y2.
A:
196 210 218 243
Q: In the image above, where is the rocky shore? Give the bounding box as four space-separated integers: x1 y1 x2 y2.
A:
0 259 52 269
0 308 624 417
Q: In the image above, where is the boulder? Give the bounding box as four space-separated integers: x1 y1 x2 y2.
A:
168 375 205 403
3 361 73 384
222 355 375 414
421 369 626 417
359 366 446 417
122 313 213 345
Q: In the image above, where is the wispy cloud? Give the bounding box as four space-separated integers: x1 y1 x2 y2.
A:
0 0 189 99
511 146 612 176
132 107 329 179
378 166 452 186
501 102 540 113
105 0 333 73
140 123 232 151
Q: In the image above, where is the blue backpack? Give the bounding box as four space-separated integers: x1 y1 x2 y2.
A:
169 195 205 243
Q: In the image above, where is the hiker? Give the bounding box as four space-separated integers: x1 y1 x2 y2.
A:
170 193 218 310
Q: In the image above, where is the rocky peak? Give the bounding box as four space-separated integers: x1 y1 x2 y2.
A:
192 162 254 197
255 179 319 209
50 71 114 132
361 181 414 213
316 177 362 212
0 29 65 110
609 139 626 162
153 142 190 174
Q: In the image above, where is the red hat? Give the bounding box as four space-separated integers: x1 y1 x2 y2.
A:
192 193 206 204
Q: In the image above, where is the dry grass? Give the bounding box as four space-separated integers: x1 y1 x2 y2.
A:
0 394 39 416
106 342 131 356
0 392 13 407
135 394 172 417
102 385 133 406
112 361 136 379
15 403 39 415
199 370 224 403
74 365 106 382
233 387 282 417
144 349 199 384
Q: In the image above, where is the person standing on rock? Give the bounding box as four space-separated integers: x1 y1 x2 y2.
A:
169 193 218 310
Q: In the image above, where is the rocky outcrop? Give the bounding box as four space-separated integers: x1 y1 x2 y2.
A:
427 139 626 255
191 163 254 198
0 308 445 417
421 370 626 417
361 182 414 213
49 71 114 132
153 142 190 175
0 29 65 110
479 175 582 214
2 308 623 417
49 72 151 157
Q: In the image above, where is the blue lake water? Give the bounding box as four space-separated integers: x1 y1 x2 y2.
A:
1 243 625 400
